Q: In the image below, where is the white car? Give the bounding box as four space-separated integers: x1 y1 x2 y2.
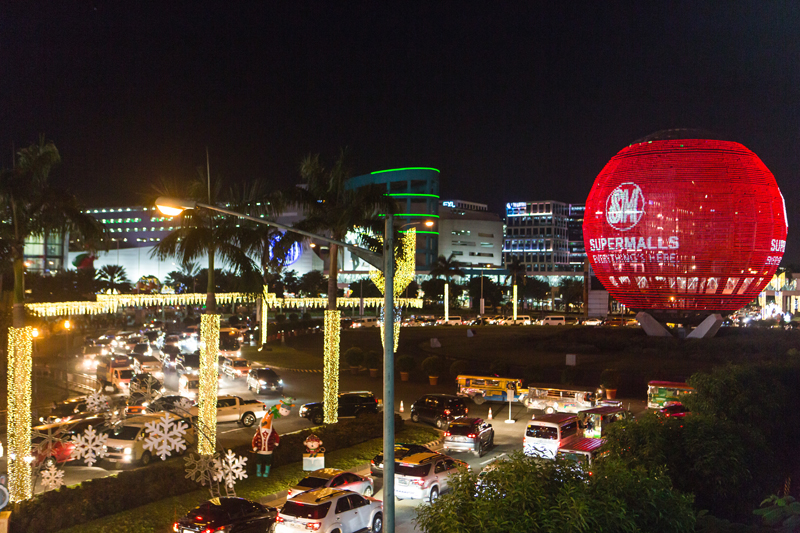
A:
287 468 374 498
583 318 604 326
275 487 384 533
394 452 468 502
436 316 463 326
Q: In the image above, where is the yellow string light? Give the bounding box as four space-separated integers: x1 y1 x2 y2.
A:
8 327 33 502
369 229 416 352
261 286 269 346
323 310 340 424
198 314 220 456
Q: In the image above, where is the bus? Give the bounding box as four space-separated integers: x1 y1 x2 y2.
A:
647 381 694 409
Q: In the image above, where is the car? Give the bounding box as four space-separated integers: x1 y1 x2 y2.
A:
173 497 277 533
221 356 250 379
394 452 468 502
370 443 434 477
541 316 566 326
132 343 152 356
287 468 374 498
443 417 495 457
275 488 383 533
43 397 91 424
149 395 195 414
187 395 269 427
159 344 181 368
410 394 469 429
163 335 181 347
437 316 463 326
104 411 196 465
246 367 284 395
583 318 604 326
658 402 691 418
31 422 79 468
299 391 379 425
352 317 379 328
177 351 201 374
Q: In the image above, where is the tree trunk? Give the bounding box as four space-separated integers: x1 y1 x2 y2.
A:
327 243 339 311
206 248 217 314
12 257 25 327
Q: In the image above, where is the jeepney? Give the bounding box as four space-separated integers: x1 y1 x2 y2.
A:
519 385 603 414
578 405 631 438
647 381 694 409
456 375 523 404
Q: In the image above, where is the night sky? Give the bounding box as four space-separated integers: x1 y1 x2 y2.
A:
3 2 799 262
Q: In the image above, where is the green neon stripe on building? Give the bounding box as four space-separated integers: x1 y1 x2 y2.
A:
400 230 439 235
378 213 440 218
371 167 440 174
386 193 441 198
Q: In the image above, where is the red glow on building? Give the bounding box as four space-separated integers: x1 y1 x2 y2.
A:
583 138 787 314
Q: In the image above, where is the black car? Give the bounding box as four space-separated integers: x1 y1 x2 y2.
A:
246 367 284 395
174 497 277 533
177 351 201 374
410 394 469 429
43 397 92 424
149 395 195 414
160 345 181 368
299 391 379 425
370 443 434 476
443 417 495 457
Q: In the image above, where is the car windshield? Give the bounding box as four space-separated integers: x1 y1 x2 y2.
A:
281 501 331 519
108 425 141 441
118 370 134 379
220 337 240 350
296 477 328 489
448 425 476 436
526 426 558 440
51 403 82 417
444 398 463 408
257 369 279 379
232 360 248 368
396 463 430 477
183 354 200 367
185 380 200 389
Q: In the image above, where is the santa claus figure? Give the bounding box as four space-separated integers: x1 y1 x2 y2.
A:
252 397 294 477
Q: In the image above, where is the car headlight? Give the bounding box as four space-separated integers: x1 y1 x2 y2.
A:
259 380 266 385
123 447 132 455
278 379 284 385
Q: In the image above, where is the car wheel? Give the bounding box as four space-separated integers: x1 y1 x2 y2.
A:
477 443 484 457
435 417 445 429
363 485 373 497
472 395 486 405
372 512 383 533
489 434 494 449
43 456 57 469
140 451 152 466
429 487 439 503
313 413 324 425
410 412 420 423
242 412 256 427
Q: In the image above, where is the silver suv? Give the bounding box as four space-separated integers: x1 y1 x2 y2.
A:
394 452 468 503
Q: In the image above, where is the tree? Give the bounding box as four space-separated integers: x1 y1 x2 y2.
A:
299 271 327 297
466 276 503 311
0 138 106 325
521 276 551 306
95 265 132 293
292 151 395 312
414 451 695 533
164 261 201 293
430 253 465 285
420 278 446 303
349 278 382 298
282 270 301 295
559 277 584 311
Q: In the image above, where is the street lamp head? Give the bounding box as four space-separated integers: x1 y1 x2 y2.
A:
424 220 434 228
155 196 197 216
31 328 39 338
64 320 71 330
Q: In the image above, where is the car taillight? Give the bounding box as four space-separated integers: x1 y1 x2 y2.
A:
305 522 322 531
467 434 476 438
443 431 451 437
287 489 293 495
276 516 285 523
444 409 451 415
173 523 180 533
412 478 426 487
465 408 469 414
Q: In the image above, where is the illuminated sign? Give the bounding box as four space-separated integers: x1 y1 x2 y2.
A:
443 201 456 208
583 137 787 313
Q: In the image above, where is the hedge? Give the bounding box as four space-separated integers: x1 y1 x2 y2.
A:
10 412 403 533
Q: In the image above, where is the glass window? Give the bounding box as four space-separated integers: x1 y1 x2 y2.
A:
434 461 447 474
335 496 352 513
348 494 368 508
282 501 331 519
217 398 236 408
526 425 558 440
297 476 328 489
448 425 477 436
330 475 346 487
396 463 430 477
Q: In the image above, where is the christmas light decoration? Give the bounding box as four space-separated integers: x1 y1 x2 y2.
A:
323 310 341 424
198 314 220 455
513 284 518 321
370 228 416 352
584 137 788 316
8 326 33 502
444 283 449 322
261 286 268 347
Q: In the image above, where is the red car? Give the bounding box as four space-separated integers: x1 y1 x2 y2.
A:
658 402 691 418
32 416 104 468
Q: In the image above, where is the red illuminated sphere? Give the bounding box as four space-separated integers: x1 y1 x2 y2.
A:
583 132 787 319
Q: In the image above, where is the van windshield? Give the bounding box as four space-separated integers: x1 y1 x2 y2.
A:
526 426 558 440
108 426 141 441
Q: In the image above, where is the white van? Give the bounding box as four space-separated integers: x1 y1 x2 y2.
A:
507 315 531 325
352 317 379 328
523 413 581 458
437 316 463 326
541 316 566 326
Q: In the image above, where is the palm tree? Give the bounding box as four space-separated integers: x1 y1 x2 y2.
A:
165 261 202 293
292 151 395 311
504 255 527 317
430 253 465 315
0 138 106 326
96 265 132 293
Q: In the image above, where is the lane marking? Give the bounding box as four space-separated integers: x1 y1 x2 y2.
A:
480 452 505 465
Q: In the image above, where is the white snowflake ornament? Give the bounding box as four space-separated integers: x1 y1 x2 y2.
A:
40 464 65 490
85 391 109 413
32 425 69 460
71 425 108 467
143 414 188 460
185 452 220 487
171 397 195 415
102 409 126 432
213 449 248 489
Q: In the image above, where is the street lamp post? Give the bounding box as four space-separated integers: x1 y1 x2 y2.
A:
64 320 71 395
157 197 400 532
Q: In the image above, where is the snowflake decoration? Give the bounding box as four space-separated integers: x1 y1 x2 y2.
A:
170 397 195 416
85 391 109 413
71 425 108 467
129 375 163 407
40 464 65 491
143 414 187 460
32 425 69 460
103 408 127 432
213 449 248 489
185 451 220 487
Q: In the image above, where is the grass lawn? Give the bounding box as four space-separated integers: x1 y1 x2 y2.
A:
242 343 324 370
61 425 441 533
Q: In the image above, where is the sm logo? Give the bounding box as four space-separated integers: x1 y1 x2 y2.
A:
606 182 644 231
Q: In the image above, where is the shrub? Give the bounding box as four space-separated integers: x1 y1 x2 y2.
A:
600 368 620 389
288 312 299 322
276 314 287 322
363 350 382 370
449 359 470 377
396 355 416 373
421 356 445 377
343 347 364 367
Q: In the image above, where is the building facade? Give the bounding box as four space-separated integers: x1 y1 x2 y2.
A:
504 200 571 273
438 200 503 267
